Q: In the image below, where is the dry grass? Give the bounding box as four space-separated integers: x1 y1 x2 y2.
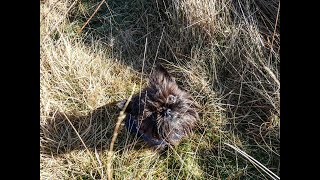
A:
40 0 280 179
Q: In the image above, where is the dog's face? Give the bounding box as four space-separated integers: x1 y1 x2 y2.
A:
117 65 199 148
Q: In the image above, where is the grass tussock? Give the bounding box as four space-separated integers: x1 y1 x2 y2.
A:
41 0 280 179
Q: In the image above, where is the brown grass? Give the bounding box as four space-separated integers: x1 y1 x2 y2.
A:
40 0 280 179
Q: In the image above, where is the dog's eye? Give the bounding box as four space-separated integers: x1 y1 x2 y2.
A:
167 95 177 104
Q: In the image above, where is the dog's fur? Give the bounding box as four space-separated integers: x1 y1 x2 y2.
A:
117 65 199 150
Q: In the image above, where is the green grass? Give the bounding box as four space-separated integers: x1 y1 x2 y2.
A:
40 0 280 179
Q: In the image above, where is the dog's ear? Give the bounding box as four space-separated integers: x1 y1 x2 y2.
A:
150 65 176 86
116 100 127 109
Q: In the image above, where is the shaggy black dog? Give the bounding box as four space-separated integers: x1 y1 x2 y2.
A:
117 65 199 150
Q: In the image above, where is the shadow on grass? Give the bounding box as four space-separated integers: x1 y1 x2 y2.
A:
67 0 197 74
40 102 147 156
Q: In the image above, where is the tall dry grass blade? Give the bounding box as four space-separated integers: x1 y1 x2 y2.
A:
107 84 136 180
224 142 280 180
263 65 280 87
268 1 280 60
78 0 106 34
138 37 148 115
150 27 165 75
